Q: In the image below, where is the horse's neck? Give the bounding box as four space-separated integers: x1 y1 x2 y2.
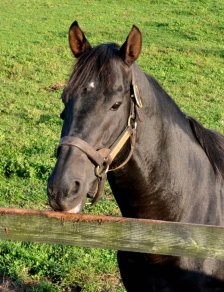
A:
109 68 184 219
132 65 192 188
109 67 219 222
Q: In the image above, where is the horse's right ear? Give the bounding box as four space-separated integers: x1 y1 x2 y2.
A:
69 21 92 58
119 25 142 66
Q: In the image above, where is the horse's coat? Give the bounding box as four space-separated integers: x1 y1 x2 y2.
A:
47 21 224 291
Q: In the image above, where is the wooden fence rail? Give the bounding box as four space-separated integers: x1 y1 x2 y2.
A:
0 208 224 261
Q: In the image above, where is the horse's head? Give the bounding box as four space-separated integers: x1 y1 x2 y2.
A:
47 21 142 213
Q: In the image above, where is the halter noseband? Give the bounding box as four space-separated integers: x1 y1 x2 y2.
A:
58 71 142 204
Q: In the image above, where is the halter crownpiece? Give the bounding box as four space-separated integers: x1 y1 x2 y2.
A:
58 70 142 204
131 71 143 108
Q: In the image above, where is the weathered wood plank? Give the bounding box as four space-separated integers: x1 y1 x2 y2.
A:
0 208 224 260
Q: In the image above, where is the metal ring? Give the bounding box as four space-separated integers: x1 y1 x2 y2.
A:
95 162 109 178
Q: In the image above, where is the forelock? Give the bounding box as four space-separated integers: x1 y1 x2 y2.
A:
66 43 121 96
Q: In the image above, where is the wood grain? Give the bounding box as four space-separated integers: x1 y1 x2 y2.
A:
0 208 224 260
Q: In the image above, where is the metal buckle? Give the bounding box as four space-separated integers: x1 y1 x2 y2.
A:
128 115 137 130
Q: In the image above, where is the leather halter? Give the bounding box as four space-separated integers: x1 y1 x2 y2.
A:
58 71 142 204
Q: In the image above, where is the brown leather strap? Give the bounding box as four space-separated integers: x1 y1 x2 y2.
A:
91 174 107 205
59 125 135 172
109 128 136 172
59 136 108 167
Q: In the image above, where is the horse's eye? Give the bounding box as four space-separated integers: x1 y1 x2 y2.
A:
60 110 65 120
110 101 122 111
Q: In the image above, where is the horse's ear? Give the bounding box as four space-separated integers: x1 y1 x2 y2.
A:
69 21 92 58
119 25 142 66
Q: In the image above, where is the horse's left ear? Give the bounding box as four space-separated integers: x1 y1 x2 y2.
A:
69 21 92 58
119 25 142 66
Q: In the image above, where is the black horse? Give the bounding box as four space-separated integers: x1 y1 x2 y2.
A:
47 21 224 291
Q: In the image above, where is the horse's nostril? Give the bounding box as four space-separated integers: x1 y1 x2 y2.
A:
73 180 81 194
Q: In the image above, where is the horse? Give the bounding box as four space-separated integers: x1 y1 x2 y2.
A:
47 21 224 291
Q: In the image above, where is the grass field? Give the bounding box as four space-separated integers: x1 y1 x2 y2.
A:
0 0 223 291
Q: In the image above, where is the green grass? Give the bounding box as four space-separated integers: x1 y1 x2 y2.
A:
0 0 223 291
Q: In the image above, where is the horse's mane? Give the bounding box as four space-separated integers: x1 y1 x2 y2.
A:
188 116 224 179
